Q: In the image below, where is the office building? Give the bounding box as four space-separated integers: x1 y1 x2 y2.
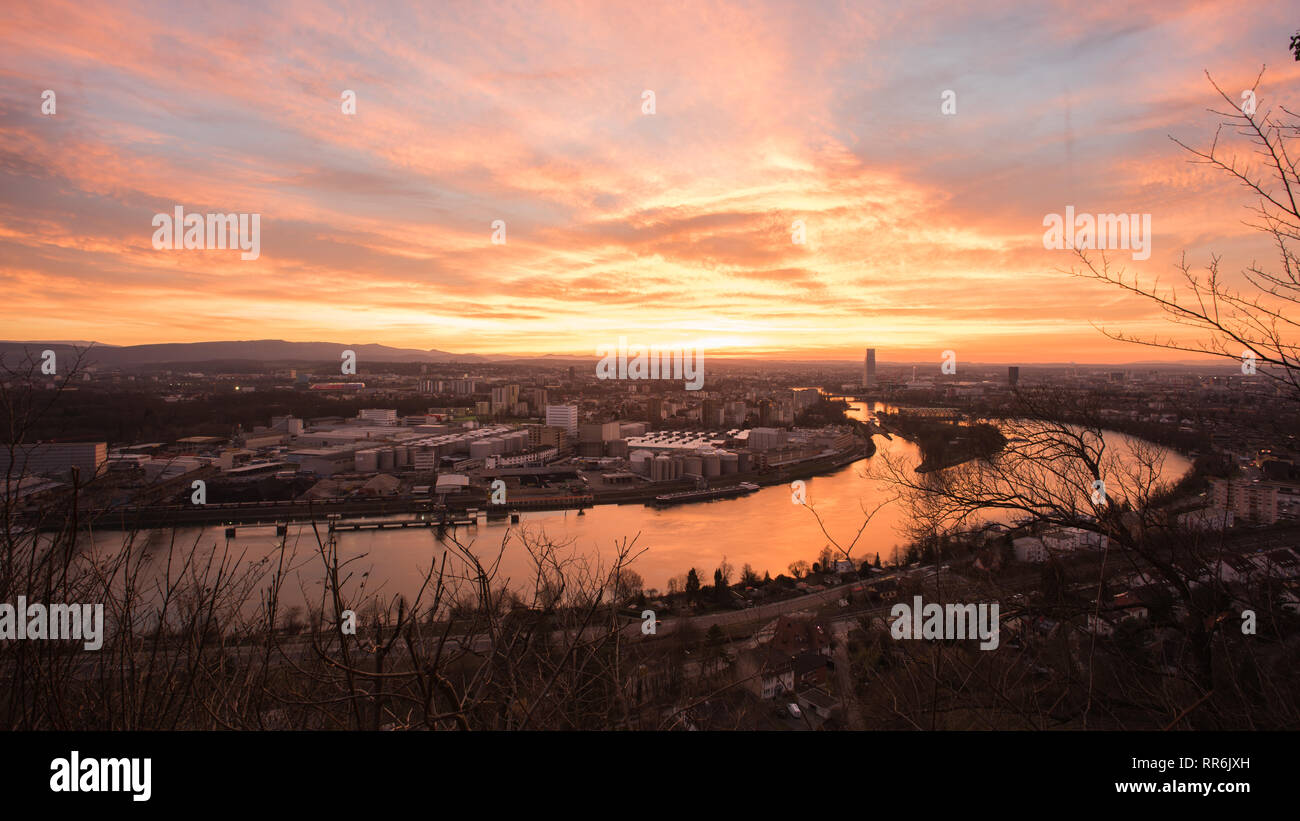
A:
702 399 724 427
526 425 569 449
545 404 579 436
358 408 397 425
490 384 520 415
1211 478 1280 525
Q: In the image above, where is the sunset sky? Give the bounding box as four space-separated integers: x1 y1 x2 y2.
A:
2 0 1298 363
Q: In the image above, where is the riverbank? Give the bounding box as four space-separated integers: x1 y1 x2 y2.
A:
47 439 876 531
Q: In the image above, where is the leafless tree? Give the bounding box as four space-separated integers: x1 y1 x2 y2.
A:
1 345 655 729
1072 69 1300 402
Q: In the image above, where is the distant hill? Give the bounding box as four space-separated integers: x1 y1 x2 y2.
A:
0 340 491 367
0 339 1233 370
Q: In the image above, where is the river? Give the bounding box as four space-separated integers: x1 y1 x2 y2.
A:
88 401 1192 612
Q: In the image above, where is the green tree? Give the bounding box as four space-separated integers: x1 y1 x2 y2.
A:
685 568 700 605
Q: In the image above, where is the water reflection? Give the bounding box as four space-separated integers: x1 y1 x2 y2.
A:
85 400 1191 603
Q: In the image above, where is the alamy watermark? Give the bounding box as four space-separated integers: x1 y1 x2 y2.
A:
596 336 704 390
890 595 999 650
50 751 150 801
1043 206 1151 261
0 597 103 650
152 206 260 260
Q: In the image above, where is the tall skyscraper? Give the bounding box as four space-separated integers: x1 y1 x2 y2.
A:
1008 366 1020 387
864 348 876 388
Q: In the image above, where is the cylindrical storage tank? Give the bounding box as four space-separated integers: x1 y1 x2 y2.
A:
737 451 751 472
720 452 738 474
378 448 395 471
683 455 703 476
670 457 683 480
631 451 652 475
469 441 494 459
653 455 671 481
354 449 378 473
702 452 721 477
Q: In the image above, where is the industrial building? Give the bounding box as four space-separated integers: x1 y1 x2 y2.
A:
0 442 107 480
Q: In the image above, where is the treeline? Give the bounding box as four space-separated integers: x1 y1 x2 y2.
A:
794 398 851 427
879 413 1005 472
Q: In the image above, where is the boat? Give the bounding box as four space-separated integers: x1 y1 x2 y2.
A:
652 482 760 507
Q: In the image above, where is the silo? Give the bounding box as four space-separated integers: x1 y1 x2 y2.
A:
377 448 395 471
702 451 721 477
720 452 738 474
469 440 494 459
736 451 751 472
683 455 703 476
653 454 671 481
631 450 653 476
354 449 379 473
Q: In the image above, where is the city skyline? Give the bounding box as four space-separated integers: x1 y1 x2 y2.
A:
1 1 1297 363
